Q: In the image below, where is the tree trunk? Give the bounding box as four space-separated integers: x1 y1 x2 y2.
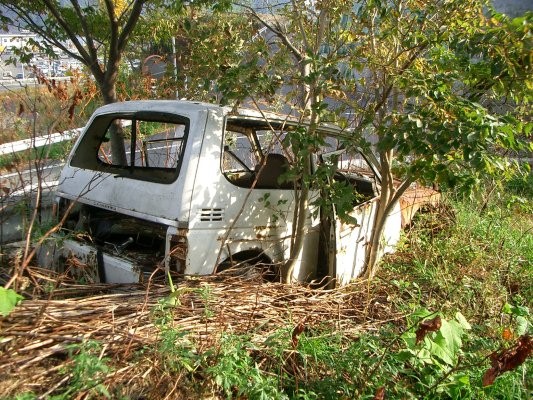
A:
364 150 414 279
364 150 393 278
281 167 310 283
98 71 128 166
281 59 316 283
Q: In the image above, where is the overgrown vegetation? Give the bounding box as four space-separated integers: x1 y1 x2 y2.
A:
1 0 531 397
0 73 94 176
1 177 531 399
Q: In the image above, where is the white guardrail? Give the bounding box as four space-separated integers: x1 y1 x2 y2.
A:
1 128 82 244
0 127 83 156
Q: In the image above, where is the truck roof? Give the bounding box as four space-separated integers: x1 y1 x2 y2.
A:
93 100 350 136
93 100 227 115
92 100 292 122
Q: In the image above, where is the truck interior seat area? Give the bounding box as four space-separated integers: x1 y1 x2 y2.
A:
254 153 292 189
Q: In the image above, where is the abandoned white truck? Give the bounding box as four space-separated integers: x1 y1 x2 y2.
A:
40 100 438 285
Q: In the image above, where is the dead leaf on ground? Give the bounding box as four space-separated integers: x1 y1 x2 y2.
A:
291 317 307 348
373 386 386 400
415 315 442 344
482 335 532 386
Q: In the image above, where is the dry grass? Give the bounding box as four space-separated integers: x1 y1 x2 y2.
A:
0 268 404 398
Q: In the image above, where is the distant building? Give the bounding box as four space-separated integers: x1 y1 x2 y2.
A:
0 27 37 53
493 0 532 17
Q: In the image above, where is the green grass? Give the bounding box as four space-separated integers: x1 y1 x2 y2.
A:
187 180 530 399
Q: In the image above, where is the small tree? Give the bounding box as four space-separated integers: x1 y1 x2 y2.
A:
233 0 344 283
169 9 263 103
335 1 532 277
233 0 531 281
0 0 152 104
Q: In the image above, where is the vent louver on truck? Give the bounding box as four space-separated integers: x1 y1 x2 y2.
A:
199 208 224 222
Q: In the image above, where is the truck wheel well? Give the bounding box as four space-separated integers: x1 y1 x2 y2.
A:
217 249 279 282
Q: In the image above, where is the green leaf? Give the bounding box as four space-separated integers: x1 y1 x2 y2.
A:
396 349 415 362
512 305 529 317
429 319 464 366
401 331 417 349
455 374 470 385
408 114 423 128
502 302 512 314
503 303 529 317
455 312 471 330
467 132 477 142
412 307 433 321
516 316 530 336
417 347 435 365
0 287 24 317
427 338 453 366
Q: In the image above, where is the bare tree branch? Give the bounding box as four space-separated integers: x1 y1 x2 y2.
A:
235 2 304 63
